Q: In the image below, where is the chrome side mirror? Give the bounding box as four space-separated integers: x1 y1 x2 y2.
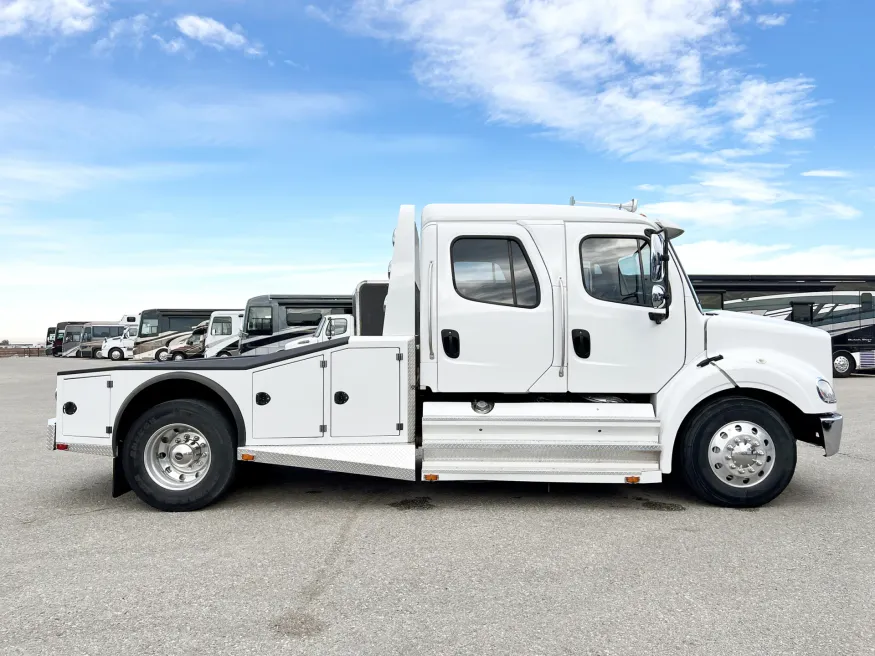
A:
650 232 665 283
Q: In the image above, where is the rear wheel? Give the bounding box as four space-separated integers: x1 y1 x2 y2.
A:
122 399 237 511
109 348 124 361
833 352 855 378
155 349 169 362
679 397 796 508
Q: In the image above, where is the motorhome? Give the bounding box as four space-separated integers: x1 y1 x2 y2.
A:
284 314 354 349
133 309 216 361
240 286 389 355
49 202 841 513
204 311 244 358
239 295 353 355
44 327 55 356
690 275 875 377
51 321 86 356
78 316 139 359
168 321 210 361
101 326 139 361
59 323 88 357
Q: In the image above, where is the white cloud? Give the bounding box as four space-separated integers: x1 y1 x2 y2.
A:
802 169 851 178
637 184 659 191
756 14 788 28
152 34 186 54
641 164 861 227
174 14 264 56
345 0 816 159
305 5 333 23
93 14 150 53
676 241 875 275
717 76 817 146
0 0 104 38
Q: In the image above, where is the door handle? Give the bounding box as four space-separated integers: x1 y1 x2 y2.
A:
571 329 591 359
441 329 460 359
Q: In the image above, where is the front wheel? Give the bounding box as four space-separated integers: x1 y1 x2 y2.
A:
172 352 185 361
679 397 796 508
109 348 124 361
833 352 855 378
122 399 237 511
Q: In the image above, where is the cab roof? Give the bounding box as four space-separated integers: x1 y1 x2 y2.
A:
420 204 683 238
422 203 655 227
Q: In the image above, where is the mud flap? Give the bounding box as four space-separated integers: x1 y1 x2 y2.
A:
112 456 131 497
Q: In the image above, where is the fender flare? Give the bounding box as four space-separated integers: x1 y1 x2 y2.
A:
657 350 824 472
112 372 247 450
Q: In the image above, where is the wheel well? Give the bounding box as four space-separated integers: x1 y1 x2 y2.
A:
671 387 818 471
114 377 245 452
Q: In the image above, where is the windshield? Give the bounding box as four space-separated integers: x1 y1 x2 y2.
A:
141 318 158 336
246 307 272 335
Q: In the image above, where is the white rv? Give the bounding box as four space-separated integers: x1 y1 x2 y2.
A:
49 202 841 512
284 314 353 349
204 311 244 358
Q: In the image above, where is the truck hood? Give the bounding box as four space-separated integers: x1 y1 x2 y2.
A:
706 311 833 381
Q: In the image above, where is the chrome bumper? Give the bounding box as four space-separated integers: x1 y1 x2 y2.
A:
821 413 842 457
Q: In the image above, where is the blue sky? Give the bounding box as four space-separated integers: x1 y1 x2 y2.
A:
1 0 873 341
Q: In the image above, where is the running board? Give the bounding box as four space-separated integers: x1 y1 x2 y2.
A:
237 444 416 481
422 401 663 483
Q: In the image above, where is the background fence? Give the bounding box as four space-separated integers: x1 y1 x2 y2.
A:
0 348 48 358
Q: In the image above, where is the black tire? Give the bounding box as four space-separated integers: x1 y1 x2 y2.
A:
155 348 169 362
122 399 237 511
833 351 855 378
109 348 124 361
218 352 231 358
679 396 796 508
173 352 185 361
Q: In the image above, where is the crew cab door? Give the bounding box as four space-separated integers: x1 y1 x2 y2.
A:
564 222 685 393
435 222 554 392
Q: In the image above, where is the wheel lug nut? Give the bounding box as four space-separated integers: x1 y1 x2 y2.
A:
729 464 736 470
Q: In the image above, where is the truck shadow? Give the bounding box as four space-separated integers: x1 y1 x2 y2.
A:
225 462 825 512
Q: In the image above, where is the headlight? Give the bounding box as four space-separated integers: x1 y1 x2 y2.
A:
816 378 836 404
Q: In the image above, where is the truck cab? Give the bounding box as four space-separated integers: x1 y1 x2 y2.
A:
284 314 353 349
100 326 139 361
48 202 842 512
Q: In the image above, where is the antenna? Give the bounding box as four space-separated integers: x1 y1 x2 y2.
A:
569 197 639 213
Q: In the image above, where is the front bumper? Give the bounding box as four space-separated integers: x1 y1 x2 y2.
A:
820 413 842 457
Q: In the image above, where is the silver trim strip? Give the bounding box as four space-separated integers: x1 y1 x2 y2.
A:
428 260 435 360
558 277 565 377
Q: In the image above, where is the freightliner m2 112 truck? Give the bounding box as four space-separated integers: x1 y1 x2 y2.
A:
48 202 842 511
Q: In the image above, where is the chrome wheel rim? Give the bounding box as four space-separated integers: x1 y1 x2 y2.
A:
111 351 121 360
157 350 169 361
834 355 850 374
707 421 776 488
143 424 211 490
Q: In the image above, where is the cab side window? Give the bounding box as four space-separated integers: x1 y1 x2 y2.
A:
451 237 540 308
581 237 651 306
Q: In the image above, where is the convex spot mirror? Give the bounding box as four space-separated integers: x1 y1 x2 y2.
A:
651 284 667 309
650 232 666 283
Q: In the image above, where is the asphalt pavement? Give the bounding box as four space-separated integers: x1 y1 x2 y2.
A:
1 357 873 655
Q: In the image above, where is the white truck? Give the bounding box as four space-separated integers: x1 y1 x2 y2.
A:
47 202 842 511
100 326 138 361
284 314 353 349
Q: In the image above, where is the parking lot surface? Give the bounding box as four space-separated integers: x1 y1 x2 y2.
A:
1 357 873 655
